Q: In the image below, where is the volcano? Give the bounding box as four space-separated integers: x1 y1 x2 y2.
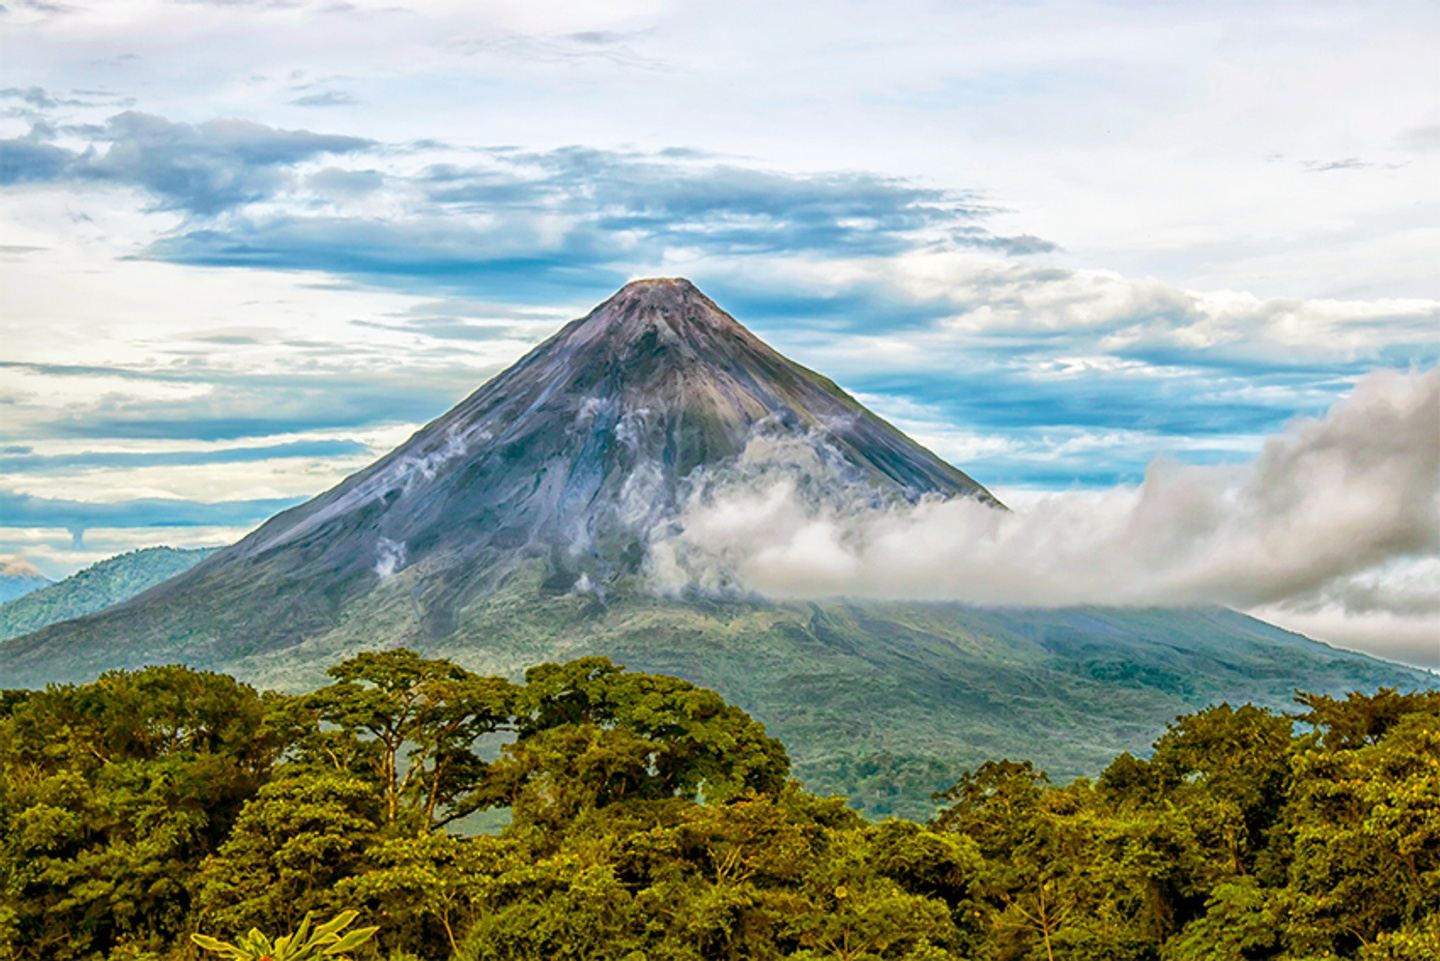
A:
226 276 998 601
1 279 1426 816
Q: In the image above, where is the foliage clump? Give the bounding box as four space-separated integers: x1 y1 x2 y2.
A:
192 910 377 961
0 652 1436 960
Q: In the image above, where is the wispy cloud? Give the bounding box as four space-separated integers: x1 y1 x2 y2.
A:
0 358 478 442
0 438 368 472
288 90 359 108
1398 123 1440 152
449 28 666 71
0 490 304 538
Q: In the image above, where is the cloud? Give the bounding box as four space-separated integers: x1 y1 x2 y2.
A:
722 254 1440 378
1397 124 1440 152
1250 590 1440 670
141 144 1033 297
649 367 1440 655
1301 157 1372 173
0 489 303 539
1 86 64 109
305 166 383 195
146 215 632 298
115 138 1059 315
0 0 76 17
0 438 369 473
0 134 72 182
450 29 665 70
0 111 371 213
0 104 1045 288
0 360 473 441
0 555 45 578
0 85 132 111
420 146 995 255
288 90 359 107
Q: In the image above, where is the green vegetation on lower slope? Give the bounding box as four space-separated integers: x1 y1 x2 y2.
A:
1 564 1427 818
0 546 218 641
1 652 1436 961
200 572 1429 819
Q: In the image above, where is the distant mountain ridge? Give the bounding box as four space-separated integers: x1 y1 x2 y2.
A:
0 547 218 643
1 279 1429 815
0 558 50 604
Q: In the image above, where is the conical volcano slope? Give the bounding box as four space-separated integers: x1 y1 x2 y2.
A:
2 279 998 674
233 277 997 590
1 279 1427 817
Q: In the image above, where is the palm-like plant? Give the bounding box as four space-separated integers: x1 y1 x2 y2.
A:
191 910 379 961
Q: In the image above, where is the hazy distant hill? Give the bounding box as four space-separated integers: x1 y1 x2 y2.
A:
0 547 218 642
0 558 50 604
2 280 1429 815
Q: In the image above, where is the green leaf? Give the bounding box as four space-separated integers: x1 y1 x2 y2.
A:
191 933 242 957
312 911 358 943
321 926 379 955
241 928 273 955
289 912 315 955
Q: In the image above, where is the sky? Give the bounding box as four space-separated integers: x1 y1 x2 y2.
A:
1 0 1437 665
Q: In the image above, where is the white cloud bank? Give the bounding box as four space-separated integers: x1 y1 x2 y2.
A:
650 367 1440 666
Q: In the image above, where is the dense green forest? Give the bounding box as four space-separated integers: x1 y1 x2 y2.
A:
1 651 1436 961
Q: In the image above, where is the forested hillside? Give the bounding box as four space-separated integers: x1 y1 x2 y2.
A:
0 547 218 641
0 653 1435 961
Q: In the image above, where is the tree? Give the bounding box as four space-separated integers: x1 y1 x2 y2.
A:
304 650 516 830
0 666 276 960
931 760 1048 860
1294 687 1440 750
1283 710 1440 955
486 658 790 832
195 771 381 936
337 830 495 957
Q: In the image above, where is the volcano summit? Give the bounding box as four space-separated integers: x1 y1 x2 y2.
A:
1 279 1425 815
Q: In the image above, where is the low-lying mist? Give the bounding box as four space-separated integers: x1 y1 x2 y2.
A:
649 367 1439 664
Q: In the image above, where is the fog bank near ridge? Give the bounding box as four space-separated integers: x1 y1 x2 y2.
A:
650 367 1440 667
